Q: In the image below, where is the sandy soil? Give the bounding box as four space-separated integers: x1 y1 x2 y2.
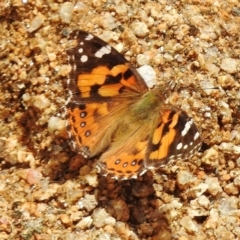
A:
0 0 240 239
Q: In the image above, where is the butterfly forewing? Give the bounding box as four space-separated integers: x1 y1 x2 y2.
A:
67 30 148 102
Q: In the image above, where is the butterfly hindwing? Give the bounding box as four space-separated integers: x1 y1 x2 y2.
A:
96 109 156 179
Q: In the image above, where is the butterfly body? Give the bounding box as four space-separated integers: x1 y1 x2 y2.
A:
66 30 201 179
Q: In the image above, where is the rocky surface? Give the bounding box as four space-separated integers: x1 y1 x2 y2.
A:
0 0 240 239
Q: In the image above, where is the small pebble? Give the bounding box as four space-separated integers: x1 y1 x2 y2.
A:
28 13 45 32
78 194 98 212
76 216 93 230
33 94 51 109
180 216 199 234
220 58 239 74
197 195 210 209
131 21 149 37
205 177 222 196
177 171 195 190
59 2 74 23
137 65 156 88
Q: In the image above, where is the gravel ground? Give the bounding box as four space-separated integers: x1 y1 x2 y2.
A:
0 0 240 239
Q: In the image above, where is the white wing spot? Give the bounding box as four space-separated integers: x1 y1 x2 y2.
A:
123 162 128 167
85 34 94 41
115 159 121 164
80 55 88 62
85 130 91 137
80 41 84 45
182 119 193 136
80 112 86 118
78 48 83 53
80 122 86 127
67 78 70 85
95 45 111 58
176 142 183 150
183 144 188 150
131 160 137 166
194 132 200 140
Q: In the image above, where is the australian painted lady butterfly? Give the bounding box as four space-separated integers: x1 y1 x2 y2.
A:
66 30 201 179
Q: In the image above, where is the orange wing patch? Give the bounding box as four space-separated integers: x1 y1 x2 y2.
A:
76 64 144 98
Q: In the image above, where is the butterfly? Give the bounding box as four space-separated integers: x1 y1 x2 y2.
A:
66 30 201 179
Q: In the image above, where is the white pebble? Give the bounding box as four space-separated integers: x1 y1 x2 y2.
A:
197 195 210 208
199 79 215 95
28 13 45 32
220 142 240 154
131 21 149 37
114 43 123 53
48 116 66 133
33 94 50 109
180 216 199 234
177 170 194 190
192 183 208 197
114 3 128 15
100 12 117 30
59 2 74 23
137 65 156 88
220 58 239 74
76 216 93 230
136 54 150 65
205 177 222 196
